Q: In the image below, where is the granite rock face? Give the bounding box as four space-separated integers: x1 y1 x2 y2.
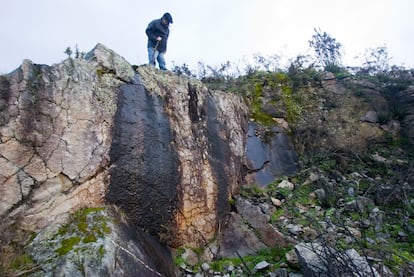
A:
295 243 380 277
27 208 176 277
245 122 299 187
398 85 414 144
0 43 300 275
0 43 253 248
0 44 126 228
106 65 249 247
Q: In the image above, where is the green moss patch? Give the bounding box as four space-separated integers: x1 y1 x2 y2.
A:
25 207 115 276
56 236 81 255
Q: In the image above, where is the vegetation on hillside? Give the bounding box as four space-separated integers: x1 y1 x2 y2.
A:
172 28 414 276
1 29 413 276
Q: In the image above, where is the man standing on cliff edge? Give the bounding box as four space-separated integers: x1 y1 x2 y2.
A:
145 12 173 70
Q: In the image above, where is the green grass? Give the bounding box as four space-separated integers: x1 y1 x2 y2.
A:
173 247 186 267
208 246 293 275
271 209 285 223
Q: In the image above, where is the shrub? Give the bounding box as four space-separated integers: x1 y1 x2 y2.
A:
309 28 343 70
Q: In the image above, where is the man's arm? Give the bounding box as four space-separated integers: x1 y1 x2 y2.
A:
145 20 158 42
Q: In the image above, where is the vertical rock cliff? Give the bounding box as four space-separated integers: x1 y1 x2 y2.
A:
0 43 250 248
0 43 300 275
0 48 123 227
106 65 249 247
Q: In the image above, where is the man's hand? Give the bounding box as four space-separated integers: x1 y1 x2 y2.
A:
156 36 162 41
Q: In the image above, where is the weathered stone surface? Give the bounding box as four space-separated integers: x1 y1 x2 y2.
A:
22 172 107 229
0 45 252 277
235 197 288 247
277 179 295 190
360 110 379 123
293 77 387 153
105 70 181 248
0 46 123 223
84 43 135 83
285 248 300 268
217 212 266 258
28 208 175 277
398 85 414 144
295 243 380 277
245 122 299 187
106 66 249 247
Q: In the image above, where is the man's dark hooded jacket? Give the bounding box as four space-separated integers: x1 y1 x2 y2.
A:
146 18 169 53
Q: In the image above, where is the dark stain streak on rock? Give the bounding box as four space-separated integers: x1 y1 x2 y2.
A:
106 75 180 243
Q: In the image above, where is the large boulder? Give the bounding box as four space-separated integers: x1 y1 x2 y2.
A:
245 122 299 186
0 42 318 275
28 207 176 277
295 243 380 277
217 212 266 258
106 65 249 247
0 42 250 256
398 85 414 144
0 44 128 227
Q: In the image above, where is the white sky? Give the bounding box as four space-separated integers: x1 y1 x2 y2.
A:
1 0 413 73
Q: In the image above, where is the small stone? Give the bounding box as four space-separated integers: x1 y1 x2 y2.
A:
303 172 319 186
303 227 318 241
348 187 355 197
271 197 283 207
201 262 210 271
350 172 362 178
398 231 408 237
320 71 336 80
277 180 295 190
274 268 288 277
288 273 304 277
371 207 380 213
287 224 303 235
314 188 326 202
362 219 371 227
309 172 320 181
346 227 362 238
372 153 387 163
285 249 299 268
345 235 354 244
318 221 328 231
254 261 270 271
365 237 376 244
309 192 317 201
259 202 276 215
279 262 288 268
273 118 290 131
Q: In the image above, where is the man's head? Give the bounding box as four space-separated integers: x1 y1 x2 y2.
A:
162 12 173 25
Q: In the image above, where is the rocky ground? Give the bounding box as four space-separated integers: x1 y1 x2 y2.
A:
174 72 414 276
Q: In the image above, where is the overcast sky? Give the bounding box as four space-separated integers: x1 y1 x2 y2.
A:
1 0 413 73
